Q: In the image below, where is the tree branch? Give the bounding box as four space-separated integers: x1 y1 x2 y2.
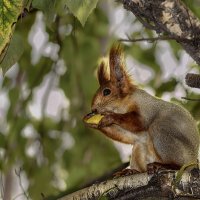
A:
59 169 200 200
119 0 200 65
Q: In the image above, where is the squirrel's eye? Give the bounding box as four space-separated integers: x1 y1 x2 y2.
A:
103 88 111 96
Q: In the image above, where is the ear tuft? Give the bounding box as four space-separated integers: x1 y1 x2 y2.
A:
109 44 126 86
109 44 136 93
97 61 109 85
109 44 123 74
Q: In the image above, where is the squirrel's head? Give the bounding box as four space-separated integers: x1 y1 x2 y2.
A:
91 45 136 114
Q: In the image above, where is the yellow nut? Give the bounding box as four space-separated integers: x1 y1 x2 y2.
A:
85 114 104 125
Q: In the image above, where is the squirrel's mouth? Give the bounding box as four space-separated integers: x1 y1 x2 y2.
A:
83 112 96 121
83 111 104 127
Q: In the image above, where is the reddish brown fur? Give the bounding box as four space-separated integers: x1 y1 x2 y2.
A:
85 44 200 173
99 111 145 133
97 45 136 95
100 126 134 144
91 45 158 171
113 111 144 132
109 45 135 95
92 45 142 129
91 45 149 172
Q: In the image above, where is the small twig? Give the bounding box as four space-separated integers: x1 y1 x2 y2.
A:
181 97 200 101
15 168 30 200
119 35 193 43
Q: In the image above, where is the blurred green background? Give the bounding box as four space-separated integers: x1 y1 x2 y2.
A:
0 0 200 199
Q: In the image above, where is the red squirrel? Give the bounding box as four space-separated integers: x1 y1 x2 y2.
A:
84 45 200 172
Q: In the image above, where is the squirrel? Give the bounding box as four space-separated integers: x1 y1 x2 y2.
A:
84 45 200 173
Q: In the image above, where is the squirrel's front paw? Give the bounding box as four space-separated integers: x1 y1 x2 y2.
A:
98 114 114 128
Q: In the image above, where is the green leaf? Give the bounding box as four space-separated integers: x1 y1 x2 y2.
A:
65 0 99 26
0 133 6 147
0 33 24 74
155 78 178 97
32 0 56 24
23 0 32 10
175 162 198 185
0 0 23 63
32 0 56 12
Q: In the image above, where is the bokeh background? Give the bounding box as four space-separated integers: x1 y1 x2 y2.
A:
0 0 200 199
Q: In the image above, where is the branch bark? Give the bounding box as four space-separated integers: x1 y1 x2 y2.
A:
119 0 200 65
118 0 200 89
59 169 200 200
186 73 200 89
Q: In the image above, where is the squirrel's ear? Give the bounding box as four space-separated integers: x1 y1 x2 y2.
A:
97 61 109 85
109 44 132 92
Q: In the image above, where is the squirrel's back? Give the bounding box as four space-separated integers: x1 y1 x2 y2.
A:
133 88 199 165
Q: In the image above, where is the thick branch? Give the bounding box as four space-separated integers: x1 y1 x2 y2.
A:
59 169 200 200
119 0 200 65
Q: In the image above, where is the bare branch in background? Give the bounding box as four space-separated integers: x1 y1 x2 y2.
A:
15 168 30 200
185 73 200 89
119 35 192 43
182 97 200 102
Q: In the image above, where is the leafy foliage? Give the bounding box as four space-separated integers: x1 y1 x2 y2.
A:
0 0 23 71
0 0 199 199
65 0 99 26
0 33 24 74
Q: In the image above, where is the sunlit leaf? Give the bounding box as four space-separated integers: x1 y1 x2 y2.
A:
65 0 99 26
0 0 23 63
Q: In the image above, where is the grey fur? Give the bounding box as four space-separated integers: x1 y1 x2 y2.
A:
134 89 200 166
